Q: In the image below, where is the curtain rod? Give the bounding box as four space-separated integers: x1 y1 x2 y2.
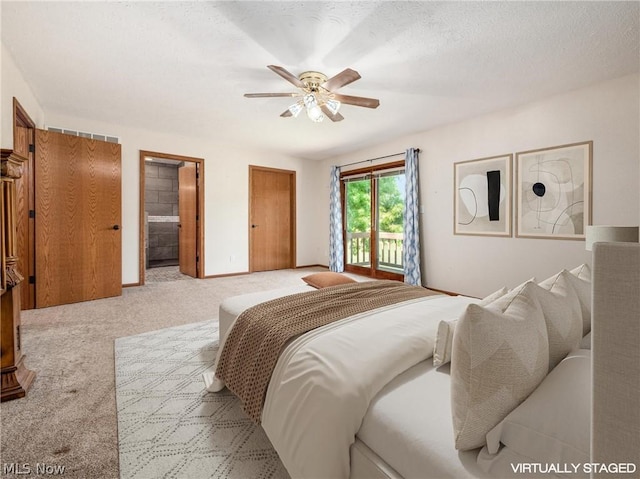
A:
339 148 420 169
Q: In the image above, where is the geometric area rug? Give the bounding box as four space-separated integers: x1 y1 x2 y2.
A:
115 321 290 479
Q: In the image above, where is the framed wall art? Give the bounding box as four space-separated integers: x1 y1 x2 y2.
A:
454 154 512 237
516 141 592 240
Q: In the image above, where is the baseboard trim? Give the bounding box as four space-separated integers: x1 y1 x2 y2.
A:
425 286 465 297
203 267 328 278
203 271 250 279
123 283 140 288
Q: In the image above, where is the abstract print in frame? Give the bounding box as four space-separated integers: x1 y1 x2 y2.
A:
516 141 592 240
454 154 512 236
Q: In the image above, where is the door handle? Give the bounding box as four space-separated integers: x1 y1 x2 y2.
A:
112 225 120 230
251 224 259 228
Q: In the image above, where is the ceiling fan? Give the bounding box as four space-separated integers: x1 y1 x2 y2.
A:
244 65 380 123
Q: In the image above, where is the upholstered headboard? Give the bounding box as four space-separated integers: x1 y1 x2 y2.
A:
591 242 640 477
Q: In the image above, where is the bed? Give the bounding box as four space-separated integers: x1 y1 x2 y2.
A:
203 244 639 479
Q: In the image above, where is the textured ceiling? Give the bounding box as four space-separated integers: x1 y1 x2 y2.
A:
2 1 638 160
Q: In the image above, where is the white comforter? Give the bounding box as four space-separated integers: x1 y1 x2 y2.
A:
258 294 479 479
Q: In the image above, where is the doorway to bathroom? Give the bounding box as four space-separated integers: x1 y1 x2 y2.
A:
139 150 204 285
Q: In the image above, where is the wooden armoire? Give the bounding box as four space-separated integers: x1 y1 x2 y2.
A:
1 149 36 401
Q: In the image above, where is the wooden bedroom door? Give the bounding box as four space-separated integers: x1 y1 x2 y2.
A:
249 166 296 272
34 129 122 307
12 98 37 310
13 123 36 310
178 162 197 277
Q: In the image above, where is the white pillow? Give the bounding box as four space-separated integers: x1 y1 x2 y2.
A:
580 331 591 349
451 282 549 450
479 286 509 306
534 274 583 370
571 263 591 281
541 269 591 336
433 287 508 368
486 349 591 468
565 270 592 336
433 320 456 367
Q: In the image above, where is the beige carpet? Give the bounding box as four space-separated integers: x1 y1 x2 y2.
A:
0 267 334 479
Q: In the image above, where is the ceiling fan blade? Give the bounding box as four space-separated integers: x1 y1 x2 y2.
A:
332 93 380 109
280 109 293 118
267 65 306 89
320 104 344 122
244 93 299 98
321 68 361 92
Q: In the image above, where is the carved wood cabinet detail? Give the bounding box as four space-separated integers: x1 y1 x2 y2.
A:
1 148 36 401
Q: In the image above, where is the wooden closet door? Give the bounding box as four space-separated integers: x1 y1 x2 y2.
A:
35 129 122 307
249 166 296 272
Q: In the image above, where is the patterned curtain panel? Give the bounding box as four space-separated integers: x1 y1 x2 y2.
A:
403 148 422 285
329 166 345 272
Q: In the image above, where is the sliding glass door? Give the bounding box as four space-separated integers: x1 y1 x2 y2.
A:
376 171 405 274
345 177 372 268
342 162 405 279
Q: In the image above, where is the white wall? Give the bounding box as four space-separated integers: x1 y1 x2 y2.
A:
30 112 323 284
316 74 640 298
1 43 45 147
2 39 322 286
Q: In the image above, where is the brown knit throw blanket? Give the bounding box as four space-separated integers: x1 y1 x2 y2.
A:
215 280 439 423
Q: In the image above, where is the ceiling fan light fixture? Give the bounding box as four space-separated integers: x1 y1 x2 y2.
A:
306 104 324 122
288 101 304 118
245 66 380 122
303 93 317 107
325 98 341 115
303 93 324 122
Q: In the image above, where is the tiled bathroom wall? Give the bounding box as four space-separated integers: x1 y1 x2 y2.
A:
145 161 180 267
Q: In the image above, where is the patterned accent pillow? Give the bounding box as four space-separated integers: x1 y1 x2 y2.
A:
530 278 583 370
451 282 549 450
301 272 357 289
433 287 507 368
